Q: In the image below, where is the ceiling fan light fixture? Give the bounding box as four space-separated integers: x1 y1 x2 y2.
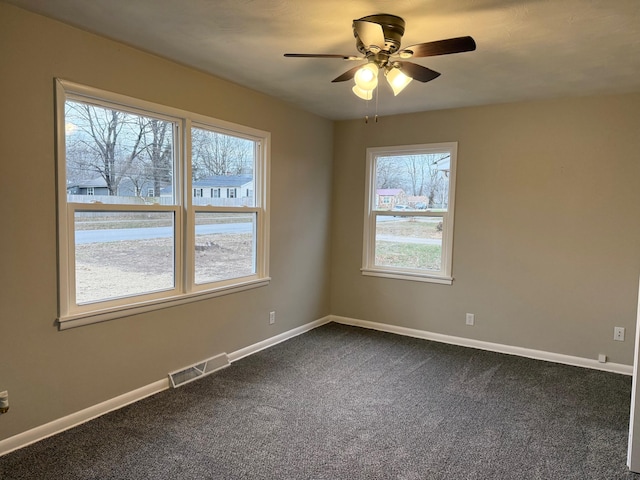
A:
352 85 373 100
284 14 476 106
354 63 379 91
386 67 413 96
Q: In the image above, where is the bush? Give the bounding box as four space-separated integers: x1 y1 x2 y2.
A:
436 221 443 232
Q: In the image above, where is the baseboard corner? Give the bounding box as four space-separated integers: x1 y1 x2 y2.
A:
228 315 332 363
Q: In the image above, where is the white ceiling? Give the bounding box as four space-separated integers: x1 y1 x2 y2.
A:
5 0 640 120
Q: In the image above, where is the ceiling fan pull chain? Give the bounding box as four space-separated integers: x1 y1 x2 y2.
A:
375 80 379 123
364 88 371 123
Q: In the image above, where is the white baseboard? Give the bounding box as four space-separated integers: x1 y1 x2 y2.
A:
331 315 633 376
228 316 332 363
0 315 332 457
0 379 169 457
1 313 629 457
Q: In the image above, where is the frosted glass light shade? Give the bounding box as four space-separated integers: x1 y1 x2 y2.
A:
354 63 379 91
352 85 373 100
386 67 413 96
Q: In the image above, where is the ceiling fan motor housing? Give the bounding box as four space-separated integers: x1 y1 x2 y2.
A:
354 14 405 55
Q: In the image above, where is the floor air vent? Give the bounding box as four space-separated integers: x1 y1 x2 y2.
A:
169 353 230 388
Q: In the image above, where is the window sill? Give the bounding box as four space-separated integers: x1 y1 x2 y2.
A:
57 277 271 330
361 268 453 285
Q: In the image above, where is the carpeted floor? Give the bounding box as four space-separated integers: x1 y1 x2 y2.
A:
1 322 639 479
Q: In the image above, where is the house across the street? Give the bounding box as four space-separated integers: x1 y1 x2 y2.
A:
376 188 407 209
192 174 253 200
66 177 111 196
161 174 254 205
67 176 155 198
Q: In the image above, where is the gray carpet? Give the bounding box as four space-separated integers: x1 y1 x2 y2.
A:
1 322 639 479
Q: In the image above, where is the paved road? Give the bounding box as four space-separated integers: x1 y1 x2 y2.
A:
76 221 438 246
76 222 253 244
376 234 442 246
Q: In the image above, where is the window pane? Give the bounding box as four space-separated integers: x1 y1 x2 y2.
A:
191 127 255 207
65 100 175 205
375 153 451 211
374 216 443 271
74 211 175 304
194 212 256 284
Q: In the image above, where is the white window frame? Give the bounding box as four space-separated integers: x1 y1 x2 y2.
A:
56 79 270 329
362 142 457 285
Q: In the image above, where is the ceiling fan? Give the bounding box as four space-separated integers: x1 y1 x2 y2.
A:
284 14 476 99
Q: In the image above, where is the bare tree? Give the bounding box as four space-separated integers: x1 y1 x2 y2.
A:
426 154 450 208
66 101 255 199
141 119 173 196
401 154 450 207
66 101 146 195
191 128 252 179
122 160 148 197
403 155 425 197
376 157 403 189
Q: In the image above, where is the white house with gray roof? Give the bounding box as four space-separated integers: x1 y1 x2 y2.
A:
67 177 152 197
161 174 254 205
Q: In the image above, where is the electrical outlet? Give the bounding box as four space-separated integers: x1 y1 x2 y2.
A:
465 313 475 326
598 354 607 363
0 391 8 414
614 327 625 342
269 311 276 325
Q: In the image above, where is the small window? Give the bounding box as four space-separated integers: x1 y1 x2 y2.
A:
228 188 237 199
362 143 457 285
86 187 94 196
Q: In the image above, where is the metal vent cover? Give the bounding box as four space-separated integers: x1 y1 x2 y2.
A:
168 353 230 388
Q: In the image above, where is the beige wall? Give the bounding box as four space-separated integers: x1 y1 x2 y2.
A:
0 4 333 440
2 1 640 445
331 94 640 365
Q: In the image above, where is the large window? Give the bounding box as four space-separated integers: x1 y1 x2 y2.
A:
362 143 457 284
56 80 269 329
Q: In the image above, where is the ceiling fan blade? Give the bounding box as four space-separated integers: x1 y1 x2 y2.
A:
353 20 385 50
331 64 364 83
396 62 441 83
284 53 361 60
400 36 476 58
